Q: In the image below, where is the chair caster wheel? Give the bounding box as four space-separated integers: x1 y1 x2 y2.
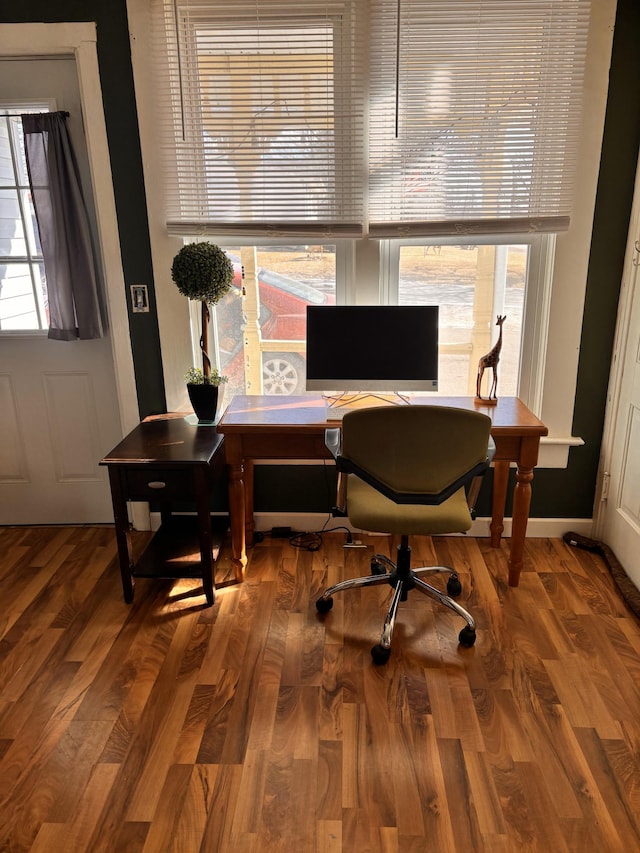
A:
447 575 462 597
371 644 391 665
458 626 476 647
316 596 334 613
371 559 386 576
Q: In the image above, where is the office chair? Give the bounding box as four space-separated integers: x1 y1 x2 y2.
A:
315 405 495 664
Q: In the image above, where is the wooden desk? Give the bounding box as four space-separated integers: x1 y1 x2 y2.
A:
217 395 548 587
101 414 227 604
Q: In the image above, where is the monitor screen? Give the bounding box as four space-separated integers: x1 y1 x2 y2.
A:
305 305 439 392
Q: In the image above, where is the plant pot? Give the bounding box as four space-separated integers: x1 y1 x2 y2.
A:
187 383 220 424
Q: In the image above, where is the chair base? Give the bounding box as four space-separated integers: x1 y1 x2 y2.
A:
315 546 477 664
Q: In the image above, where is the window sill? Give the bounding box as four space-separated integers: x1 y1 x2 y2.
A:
0 329 48 338
537 435 585 469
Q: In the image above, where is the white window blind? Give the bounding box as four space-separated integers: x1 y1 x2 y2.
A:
368 0 591 237
156 0 590 237
156 0 365 237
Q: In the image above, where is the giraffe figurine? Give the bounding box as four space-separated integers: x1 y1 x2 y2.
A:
475 315 506 405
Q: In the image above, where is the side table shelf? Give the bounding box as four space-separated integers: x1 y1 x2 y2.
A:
131 515 228 580
101 414 228 606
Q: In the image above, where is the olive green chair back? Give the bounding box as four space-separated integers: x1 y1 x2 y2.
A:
339 406 493 535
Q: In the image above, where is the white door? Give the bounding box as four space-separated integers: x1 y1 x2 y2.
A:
0 54 127 524
596 152 640 589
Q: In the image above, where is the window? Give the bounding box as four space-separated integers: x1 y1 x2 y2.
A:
395 241 527 397
162 0 590 401
0 109 49 332
367 0 589 236
157 0 363 235
138 0 610 465
193 236 531 401
158 0 589 237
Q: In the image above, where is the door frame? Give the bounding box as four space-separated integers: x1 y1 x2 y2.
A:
593 146 640 536
0 22 139 436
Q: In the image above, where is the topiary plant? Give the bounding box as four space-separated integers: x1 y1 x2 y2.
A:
184 366 228 386
171 242 234 382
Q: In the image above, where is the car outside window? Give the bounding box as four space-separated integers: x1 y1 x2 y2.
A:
215 246 336 396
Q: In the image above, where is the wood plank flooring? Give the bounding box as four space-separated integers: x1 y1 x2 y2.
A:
1 525 640 852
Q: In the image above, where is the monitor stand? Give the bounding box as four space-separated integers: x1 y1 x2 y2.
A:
324 391 411 414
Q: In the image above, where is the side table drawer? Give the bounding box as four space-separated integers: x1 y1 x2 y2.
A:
123 467 195 500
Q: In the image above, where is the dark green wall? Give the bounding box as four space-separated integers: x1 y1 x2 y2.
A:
2 0 166 418
3 0 640 519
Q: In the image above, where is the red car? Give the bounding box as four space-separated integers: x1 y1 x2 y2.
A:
217 262 334 395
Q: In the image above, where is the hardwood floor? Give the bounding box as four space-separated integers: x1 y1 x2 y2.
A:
1 525 640 852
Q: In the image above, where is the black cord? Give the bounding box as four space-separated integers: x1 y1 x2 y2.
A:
288 518 353 552
287 463 354 552
288 531 322 551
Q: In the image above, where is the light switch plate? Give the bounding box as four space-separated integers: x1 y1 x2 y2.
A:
131 284 149 313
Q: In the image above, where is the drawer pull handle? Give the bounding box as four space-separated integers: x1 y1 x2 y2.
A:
147 481 166 489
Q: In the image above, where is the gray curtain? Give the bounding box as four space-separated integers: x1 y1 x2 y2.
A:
21 111 104 340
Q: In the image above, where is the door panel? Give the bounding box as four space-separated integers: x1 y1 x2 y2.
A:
0 335 121 524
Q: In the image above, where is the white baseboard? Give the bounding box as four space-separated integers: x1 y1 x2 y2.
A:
145 510 592 540
252 513 593 540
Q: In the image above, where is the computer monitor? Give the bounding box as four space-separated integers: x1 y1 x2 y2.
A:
305 305 439 393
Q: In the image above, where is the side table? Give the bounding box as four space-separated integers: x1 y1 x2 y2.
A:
100 414 227 605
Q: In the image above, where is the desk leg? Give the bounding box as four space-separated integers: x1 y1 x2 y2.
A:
194 468 216 606
228 461 247 581
509 463 534 587
490 460 509 548
107 467 134 603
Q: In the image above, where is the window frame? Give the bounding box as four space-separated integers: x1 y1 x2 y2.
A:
186 232 549 411
383 232 554 413
129 0 617 467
